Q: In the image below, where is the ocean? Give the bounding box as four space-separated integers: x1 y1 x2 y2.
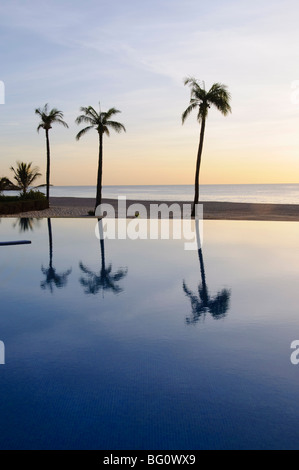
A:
4 184 299 204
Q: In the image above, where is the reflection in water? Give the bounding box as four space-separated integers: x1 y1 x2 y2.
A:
79 219 128 296
13 218 41 232
183 220 231 324
41 218 72 293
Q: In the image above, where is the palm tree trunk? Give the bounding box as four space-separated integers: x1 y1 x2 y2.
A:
95 133 103 210
45 129 50 201
196 218 208 304
47 218 53 269
191 117 206 217
198 247 208 305
100 238 105 271
98 218 106 270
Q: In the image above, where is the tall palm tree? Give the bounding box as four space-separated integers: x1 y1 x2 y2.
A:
10 161 41 195
75 104 126 211
182 78 231 217
41 218 72 293
35 104 68 201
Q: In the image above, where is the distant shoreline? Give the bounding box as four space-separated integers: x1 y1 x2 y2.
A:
1 196 299 221
3 183 299 205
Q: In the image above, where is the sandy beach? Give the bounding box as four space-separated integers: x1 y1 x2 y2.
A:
1 196 299 221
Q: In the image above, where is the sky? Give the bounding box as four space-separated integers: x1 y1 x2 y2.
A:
0 0 299 186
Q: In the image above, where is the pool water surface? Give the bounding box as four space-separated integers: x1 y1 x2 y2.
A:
0 218 299 450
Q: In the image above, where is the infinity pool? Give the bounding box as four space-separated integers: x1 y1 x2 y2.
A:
0 218 299 450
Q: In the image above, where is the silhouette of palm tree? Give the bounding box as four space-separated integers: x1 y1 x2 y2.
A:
182 78 231 216
35 104 68 201
79 219 127 296
41 218 72 293
10 162 41 195
75 104 126 211
183 220 230 324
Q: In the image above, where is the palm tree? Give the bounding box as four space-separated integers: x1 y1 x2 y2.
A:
182 78 231 217
75 104 126 211
35 104 68 201
41 218 72 293
183 220 231 324
10 161 41 195
79 220 128 296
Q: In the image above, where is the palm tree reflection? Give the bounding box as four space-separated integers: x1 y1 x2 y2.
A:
13 218 41 232
183 220 231 324
41 218 72 293
79 219 128 296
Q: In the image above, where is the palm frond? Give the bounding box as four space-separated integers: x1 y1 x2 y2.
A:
77 106 99 121
35 104 68 129
86 106 99 120
49 108 62 116
55 118 69 128
184 77 205 93
112 267 128 281
182 102 198 124
184 76 199 87
78 262 96 276
35 103 48 116
207 83 232 115
75 126 94 141
75 114 96 125
104 107 121 120
106 120 126 133
35 108 43 117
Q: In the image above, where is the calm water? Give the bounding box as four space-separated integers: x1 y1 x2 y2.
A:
4 184 299 204
0 218 299 449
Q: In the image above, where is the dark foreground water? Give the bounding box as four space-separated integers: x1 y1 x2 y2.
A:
0 218 299 450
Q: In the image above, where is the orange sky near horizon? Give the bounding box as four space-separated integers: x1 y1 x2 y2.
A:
46 131 299 186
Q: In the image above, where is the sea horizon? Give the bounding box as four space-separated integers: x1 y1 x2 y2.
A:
24 183 299 205
4 183 299 204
